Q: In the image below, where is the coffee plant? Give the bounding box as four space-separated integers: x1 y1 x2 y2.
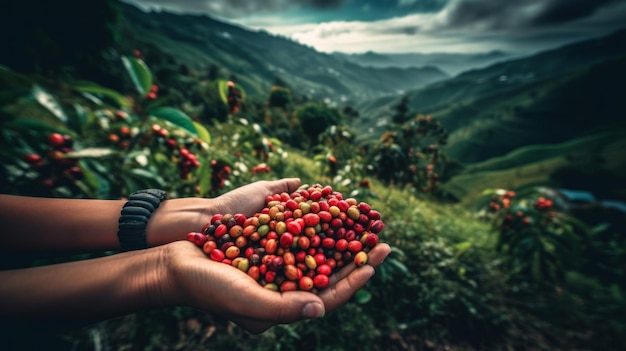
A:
482 188 590 283
367 114 448 194
0 53 280 200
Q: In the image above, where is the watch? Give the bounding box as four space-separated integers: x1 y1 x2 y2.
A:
117 189 167 250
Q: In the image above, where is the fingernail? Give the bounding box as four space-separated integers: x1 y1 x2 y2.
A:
301 302 325 318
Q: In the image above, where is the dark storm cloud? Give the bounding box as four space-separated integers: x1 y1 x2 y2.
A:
444 0 624 30
124 0 342 18
530 0 622 25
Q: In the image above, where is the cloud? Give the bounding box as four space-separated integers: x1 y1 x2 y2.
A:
267 0 626 53
125 0 626 53
442 0 624 30
124 0 342 18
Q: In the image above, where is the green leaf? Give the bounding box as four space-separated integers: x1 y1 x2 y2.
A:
65 148 116 159
591 222 611 234
81 160 112 199
149 107 197 136
121 56 153 96
129 168 166 188
5 118 66 135
216 80 228 104
268 137 283 148
454 241 472 257
386 257 409 275
32 85 67 122
0 66 32 89
197 157 211 196
215 79 246 106
72 81 131 108
354 289 372 304
72 103 91 129
192 121 211 145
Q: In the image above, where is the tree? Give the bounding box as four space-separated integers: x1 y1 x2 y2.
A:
269 86 292 109
297 103 343 148
392 95 410 125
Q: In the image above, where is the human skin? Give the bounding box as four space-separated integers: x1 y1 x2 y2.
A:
0 178 391 334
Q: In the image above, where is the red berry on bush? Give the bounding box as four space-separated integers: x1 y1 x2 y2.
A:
23 153 42 166
48 133 65 148
67 166 84 180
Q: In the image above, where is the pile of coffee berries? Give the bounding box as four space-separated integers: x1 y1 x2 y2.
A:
186 184 384 293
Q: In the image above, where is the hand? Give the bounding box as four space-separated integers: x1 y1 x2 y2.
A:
212 178 303 216
161 240 391 334
147 178 303 246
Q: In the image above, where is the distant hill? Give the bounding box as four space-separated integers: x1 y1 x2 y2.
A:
333 50 512 76
119 2 448 103
358 29 626 158
355 29 626 202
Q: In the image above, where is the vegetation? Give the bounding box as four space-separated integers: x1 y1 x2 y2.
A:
1 1 625 350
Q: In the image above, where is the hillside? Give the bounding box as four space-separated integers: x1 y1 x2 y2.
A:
354 29 626 202
119 2 448 103
333 50 512 76
357 29 626 155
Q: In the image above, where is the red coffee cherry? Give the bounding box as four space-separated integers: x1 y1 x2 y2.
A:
48 133 66 148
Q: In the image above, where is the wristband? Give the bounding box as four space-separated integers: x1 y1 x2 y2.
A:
117 189 167 250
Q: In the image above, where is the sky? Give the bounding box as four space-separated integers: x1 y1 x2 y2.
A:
124 0 626 54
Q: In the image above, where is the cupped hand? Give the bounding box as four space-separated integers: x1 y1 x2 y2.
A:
162 240 391 334
213 178 302 216
147 178 303 246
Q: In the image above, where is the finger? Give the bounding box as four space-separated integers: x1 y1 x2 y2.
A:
264 178 302 194
329 243 391 284
228 283 325 326
319 265 375 312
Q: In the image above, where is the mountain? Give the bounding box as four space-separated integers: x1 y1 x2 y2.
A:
333 50 513 76
355 29 626 202
118 2 448 103
359 29 626 156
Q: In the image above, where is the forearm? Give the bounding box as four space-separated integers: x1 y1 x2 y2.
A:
0 195 214 252
0 195 124 252
0 246 171 322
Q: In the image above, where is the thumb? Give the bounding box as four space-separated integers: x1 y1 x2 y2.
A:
230 290 325 335
264 177 302 195
235 288 325 323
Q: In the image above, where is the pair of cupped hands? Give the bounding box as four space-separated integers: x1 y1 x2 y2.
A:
156 178 391 334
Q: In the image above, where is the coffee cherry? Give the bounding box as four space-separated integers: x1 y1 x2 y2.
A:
202 240 217 255
187 232 207 247
210 249 225 262
299 276 314 291
48 133 65 148
365 233 379 247
23 153 43 166
354 251 368 267
369 220 384 234
313 274 329 289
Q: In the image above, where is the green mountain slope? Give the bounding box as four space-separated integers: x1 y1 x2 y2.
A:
119 2 448 103
442 126 626 203
355 29 626 202
333 50 512 76
358 29 626 159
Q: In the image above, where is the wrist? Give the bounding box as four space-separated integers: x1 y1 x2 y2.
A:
145 198 214 246
140 245 179 309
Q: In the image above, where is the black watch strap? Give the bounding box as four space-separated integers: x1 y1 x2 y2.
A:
117 189 167 250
